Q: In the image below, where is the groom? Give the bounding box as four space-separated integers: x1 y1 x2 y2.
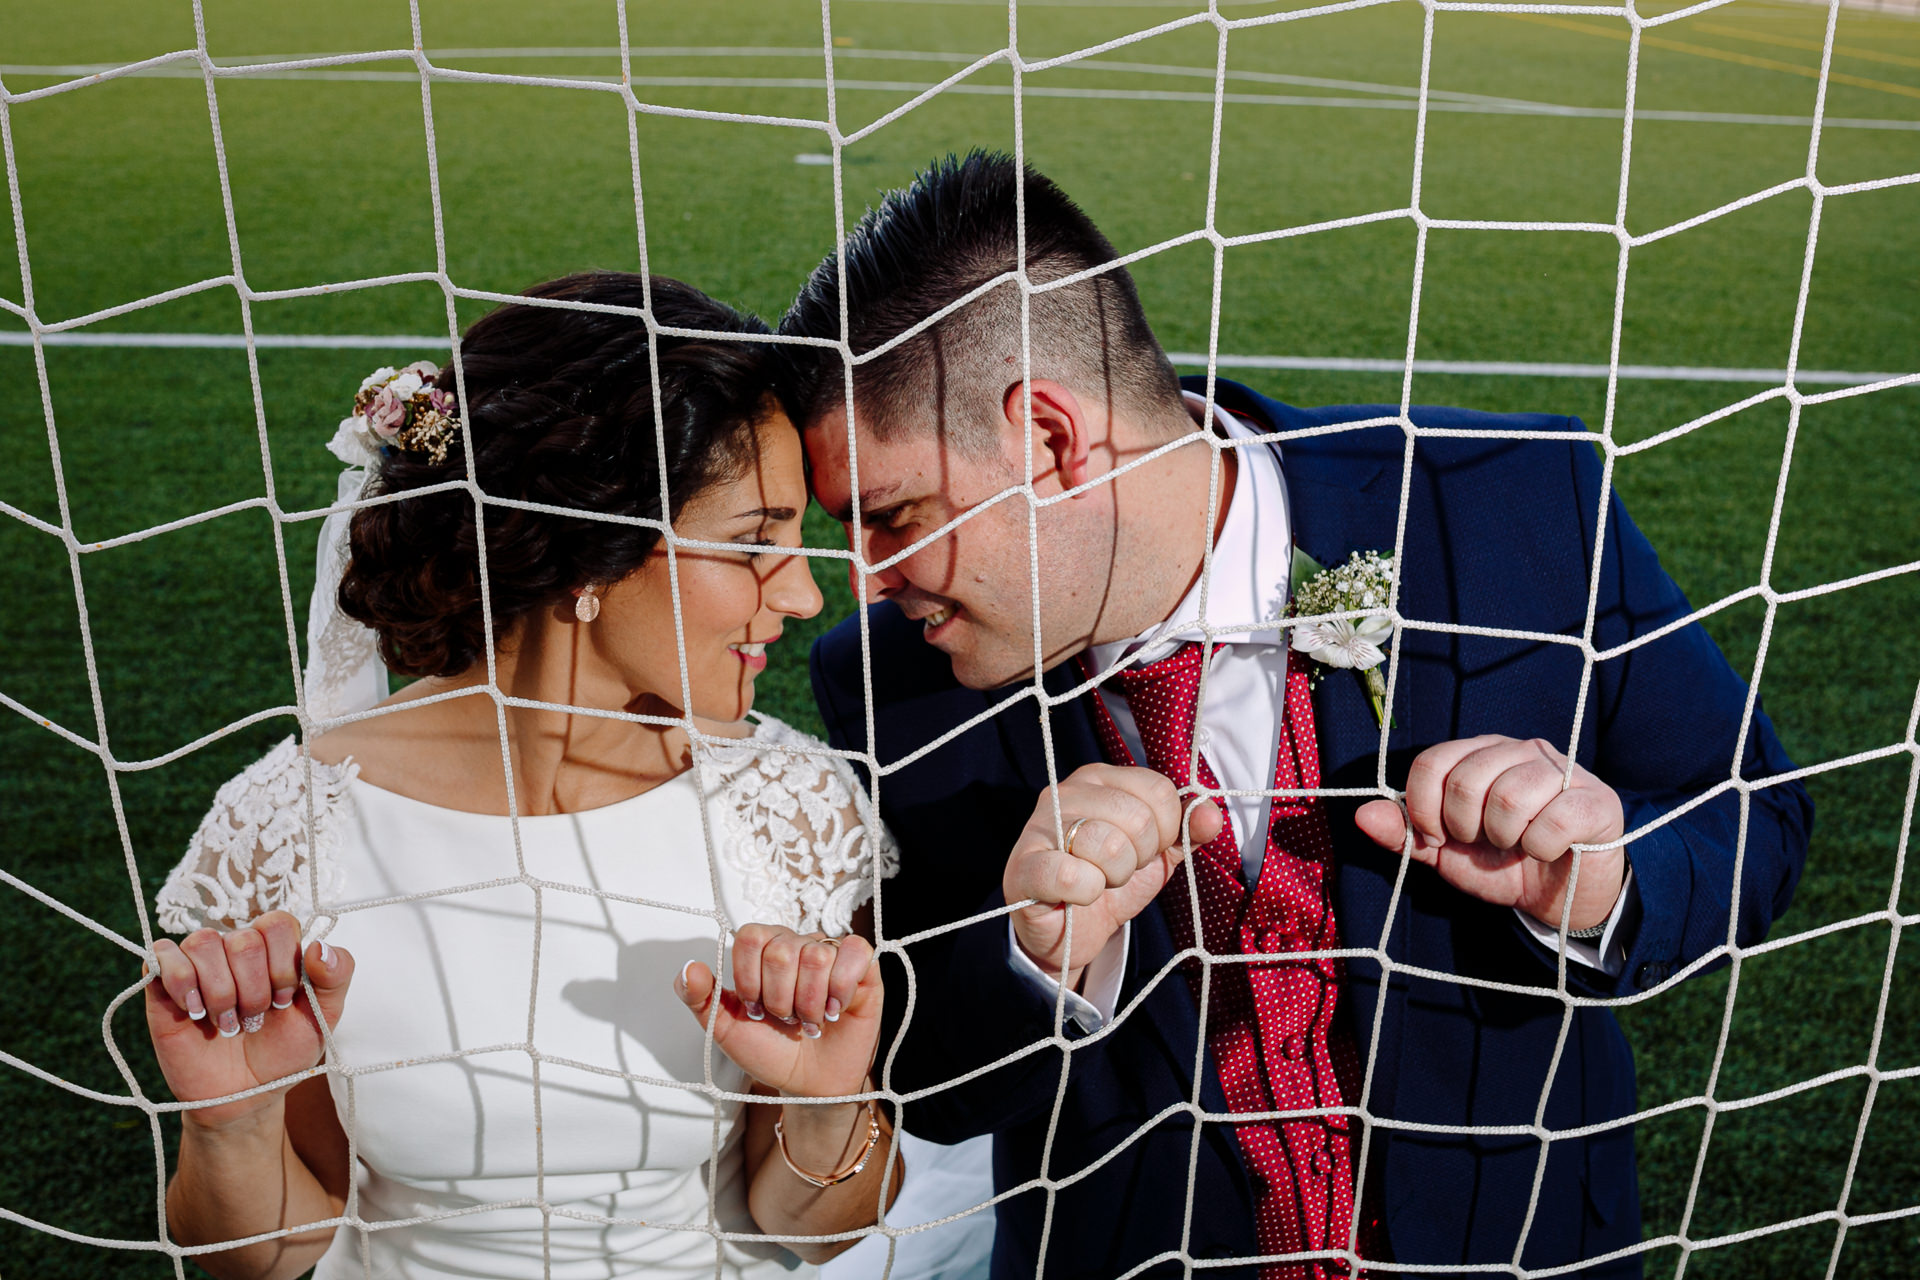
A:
783 152 1811 1278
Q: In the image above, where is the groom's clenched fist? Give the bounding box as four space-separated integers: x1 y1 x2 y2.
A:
1355 735 1627 934
1004 763 1226 991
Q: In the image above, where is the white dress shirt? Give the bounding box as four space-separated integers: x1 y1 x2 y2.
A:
1010 394 1634 1030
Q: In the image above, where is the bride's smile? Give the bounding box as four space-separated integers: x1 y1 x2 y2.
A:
602 405 821 726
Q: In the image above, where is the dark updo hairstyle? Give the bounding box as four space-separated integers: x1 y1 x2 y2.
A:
338 272 786 678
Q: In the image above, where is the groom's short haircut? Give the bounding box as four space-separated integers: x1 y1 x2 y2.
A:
781 150 1186 456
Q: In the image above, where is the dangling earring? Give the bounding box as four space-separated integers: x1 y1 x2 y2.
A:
574 587 601 623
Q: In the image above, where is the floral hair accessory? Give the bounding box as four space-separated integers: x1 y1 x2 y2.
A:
1289 547 1398 727
326 360 461 468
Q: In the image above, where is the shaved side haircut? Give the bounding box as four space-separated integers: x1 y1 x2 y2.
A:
781 150 1188 455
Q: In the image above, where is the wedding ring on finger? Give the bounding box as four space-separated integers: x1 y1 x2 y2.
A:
1065 816 1093 858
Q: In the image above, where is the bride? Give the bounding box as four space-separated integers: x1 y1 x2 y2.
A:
143 273 905 1279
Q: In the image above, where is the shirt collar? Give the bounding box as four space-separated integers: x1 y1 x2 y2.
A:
1086 391 1292 670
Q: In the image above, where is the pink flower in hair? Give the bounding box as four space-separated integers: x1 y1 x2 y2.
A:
403 360 441 381
365 385 408 440
428 387 456 415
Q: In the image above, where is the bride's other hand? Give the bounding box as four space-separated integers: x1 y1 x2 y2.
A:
672 925 880 1100
145 910 354 1128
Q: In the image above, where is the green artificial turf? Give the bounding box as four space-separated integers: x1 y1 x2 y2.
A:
2 0 1917 1274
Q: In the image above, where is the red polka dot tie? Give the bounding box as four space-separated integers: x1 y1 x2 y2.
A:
1086 642 1363 1279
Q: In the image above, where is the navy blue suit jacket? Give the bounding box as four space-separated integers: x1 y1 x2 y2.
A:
810 378 1812 1279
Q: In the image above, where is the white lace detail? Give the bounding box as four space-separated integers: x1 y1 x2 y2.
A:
155 737 356 933
155 722 891 939
702 715 900 938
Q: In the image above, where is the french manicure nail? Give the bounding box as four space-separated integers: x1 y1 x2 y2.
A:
271 988 295 1010
217 1010 240 1038
185 989 206 1021
800 1021 822 1039
744 1000 766 1021
824 997 842 1023
241 1012 265 1034
777 1014 797 1026
319 941 336 966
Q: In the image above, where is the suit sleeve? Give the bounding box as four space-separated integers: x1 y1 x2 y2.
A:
1569 434 1814 998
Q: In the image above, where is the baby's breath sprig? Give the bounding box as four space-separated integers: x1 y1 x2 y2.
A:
1288 548 1398 727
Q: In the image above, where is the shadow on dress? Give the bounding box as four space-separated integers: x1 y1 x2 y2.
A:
561 935 727 1085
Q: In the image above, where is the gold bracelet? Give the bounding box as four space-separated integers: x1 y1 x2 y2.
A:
774 1098 882 1189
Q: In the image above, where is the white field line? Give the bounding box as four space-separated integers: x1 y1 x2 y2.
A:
2 53 1916 133
0 332 454 350
0 48 1649 114
0 330 1900 385
7 47 1540 107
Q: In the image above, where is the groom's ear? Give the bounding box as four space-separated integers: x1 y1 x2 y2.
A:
1001 379 1092 497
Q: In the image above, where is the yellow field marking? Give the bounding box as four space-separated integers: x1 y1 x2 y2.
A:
1693 21 1920 71
1709 0 1920 41
1505 13 1920 102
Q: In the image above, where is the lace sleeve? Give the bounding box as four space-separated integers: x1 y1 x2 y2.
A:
154 737 356 934
707 717 901 938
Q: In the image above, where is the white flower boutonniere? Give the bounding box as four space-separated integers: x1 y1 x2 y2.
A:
1289 547 1398 727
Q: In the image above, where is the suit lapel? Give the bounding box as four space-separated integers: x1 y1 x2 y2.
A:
1287 465 1412 782
1001 662 1235 1122
997 660 1103 793
1271 428 1416 1125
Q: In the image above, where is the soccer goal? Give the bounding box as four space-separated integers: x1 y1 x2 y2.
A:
0 2 1916 1278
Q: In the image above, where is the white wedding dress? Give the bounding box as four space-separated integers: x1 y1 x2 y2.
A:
154 716 995 1280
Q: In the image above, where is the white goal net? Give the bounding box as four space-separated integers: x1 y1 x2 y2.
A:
1 1 1916 1278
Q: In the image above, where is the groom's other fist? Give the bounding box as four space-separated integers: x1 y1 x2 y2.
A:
1004 763 1226 989
1356 735 1627 933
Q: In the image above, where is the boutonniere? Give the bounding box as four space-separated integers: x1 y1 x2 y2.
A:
1288 546 1397 727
